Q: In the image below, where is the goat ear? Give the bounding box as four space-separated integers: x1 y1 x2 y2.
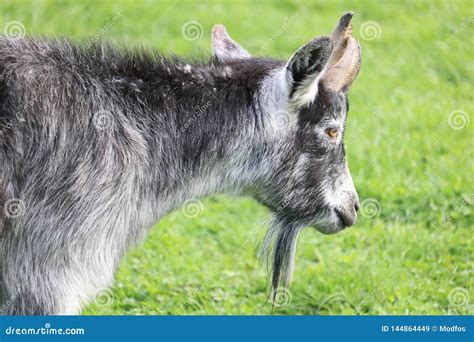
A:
321 12 362 92
212 24 251 62
286 36 333 106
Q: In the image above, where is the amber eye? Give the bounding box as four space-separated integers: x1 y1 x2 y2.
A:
326 128 338 138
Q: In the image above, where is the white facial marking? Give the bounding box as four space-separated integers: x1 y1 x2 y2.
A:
323 161 356 209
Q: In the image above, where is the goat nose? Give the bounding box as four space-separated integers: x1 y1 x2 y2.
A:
354 198 360 212
335 208 357 227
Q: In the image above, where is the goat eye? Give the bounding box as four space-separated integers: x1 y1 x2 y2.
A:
326 128 338 138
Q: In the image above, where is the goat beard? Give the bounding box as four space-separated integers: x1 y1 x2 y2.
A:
260 214 305 302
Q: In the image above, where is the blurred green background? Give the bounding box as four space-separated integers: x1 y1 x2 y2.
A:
1 0 472 315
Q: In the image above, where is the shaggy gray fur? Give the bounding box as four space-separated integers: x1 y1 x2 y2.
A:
0 13 361 314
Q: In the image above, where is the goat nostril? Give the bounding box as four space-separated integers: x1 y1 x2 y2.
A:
335 208 354 227
354 201 360 212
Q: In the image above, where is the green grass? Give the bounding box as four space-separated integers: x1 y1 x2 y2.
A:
1 0 472 315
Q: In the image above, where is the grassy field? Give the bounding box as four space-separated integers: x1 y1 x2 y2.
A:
1 0 472 315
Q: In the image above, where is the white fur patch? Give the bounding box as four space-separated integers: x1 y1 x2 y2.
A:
322 161 356 209
289 73 320 108
258 68 298 137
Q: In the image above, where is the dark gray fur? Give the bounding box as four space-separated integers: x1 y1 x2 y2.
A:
0 19 360 314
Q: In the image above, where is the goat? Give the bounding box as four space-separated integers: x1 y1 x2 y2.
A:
0 12 361 314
